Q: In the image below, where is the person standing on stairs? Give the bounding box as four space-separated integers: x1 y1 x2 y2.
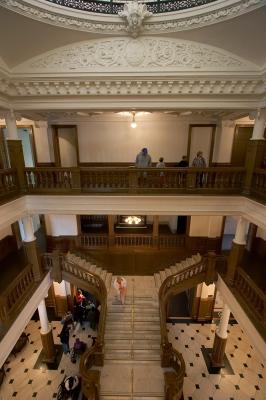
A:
113 276 127 305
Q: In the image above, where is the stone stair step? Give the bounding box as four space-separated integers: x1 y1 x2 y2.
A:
105 272 113 290
159 270 166 283
154 273 161 288
100 269 107 281
164 268 172 277
170 265 177 274
105 332 161 340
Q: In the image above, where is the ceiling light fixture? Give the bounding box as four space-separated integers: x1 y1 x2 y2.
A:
131 111 137 128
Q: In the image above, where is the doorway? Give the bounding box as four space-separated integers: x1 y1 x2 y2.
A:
53 125 79 167
2 126 36 167
231 125 254 166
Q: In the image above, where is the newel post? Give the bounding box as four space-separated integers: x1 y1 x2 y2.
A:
71 167 81 193
205 252 217 284
50 251 63 283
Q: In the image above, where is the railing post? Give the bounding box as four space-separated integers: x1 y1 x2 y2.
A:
243 140 265 194
71 168 81 193
205 252 217 284
128 168 138 193
7 140 27 192
153 215 159 248
186 170 196 190
50 251 63 283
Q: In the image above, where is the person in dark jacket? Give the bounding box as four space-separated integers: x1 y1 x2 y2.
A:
177 155 189 167
59 325 70 354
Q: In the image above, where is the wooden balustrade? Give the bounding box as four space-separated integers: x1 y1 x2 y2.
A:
25 167 76 192
114 234 153 247
78 233 185 249
81 167 129 192
0 168 19 201
21 166 247 195
252 168 266 199
159 235 185 249
0 264 35 323
234 268 266 326
79 234 108 248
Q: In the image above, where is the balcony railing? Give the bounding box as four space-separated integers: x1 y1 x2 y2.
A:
251 169 266 200
0 168 19 202
0 264 35 323
0 166 265 203
234 268 266 329
24 166 246 194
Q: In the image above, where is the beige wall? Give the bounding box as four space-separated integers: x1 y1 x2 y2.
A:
45 214 78 236
0 113 255 165
189 216 223 237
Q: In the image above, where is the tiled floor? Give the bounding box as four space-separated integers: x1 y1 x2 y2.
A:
168 321 266 400
0 320 96 400
1 276 266 400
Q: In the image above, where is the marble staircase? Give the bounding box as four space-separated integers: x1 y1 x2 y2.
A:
100 276 165 399
154 253 202 289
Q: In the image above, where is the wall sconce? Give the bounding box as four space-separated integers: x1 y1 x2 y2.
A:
131 111 137 129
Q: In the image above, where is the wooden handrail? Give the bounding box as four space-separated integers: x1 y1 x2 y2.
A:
0 263 35 322
234 267 266 326
158 253 217 399
23 166 246 194
0 168 19 200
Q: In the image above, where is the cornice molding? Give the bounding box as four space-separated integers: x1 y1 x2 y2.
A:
1 0 265 34
0 77 264 99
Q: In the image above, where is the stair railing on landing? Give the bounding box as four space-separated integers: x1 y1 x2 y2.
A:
158 252 217 400
42 252 107 400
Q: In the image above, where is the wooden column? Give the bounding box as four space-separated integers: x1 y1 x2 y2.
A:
7 140 26 191
211 303 231 368
24 240 43 282
153 215 159 248
243 140 265 194
108 215 115 247
226 217 247 285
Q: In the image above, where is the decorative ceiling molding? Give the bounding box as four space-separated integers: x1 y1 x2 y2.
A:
12 37 258 74
0 77 265 100
1 0 265 34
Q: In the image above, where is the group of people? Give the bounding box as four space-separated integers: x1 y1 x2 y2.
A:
59 289 99 360
135 148 207 169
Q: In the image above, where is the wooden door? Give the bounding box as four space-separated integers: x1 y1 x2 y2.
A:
231 126 253 166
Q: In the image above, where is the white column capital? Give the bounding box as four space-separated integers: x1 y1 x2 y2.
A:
5 109 19 140
34 120 48 129
233 216 248 246
38 299 50 334
22 216 36 242
250 108 266 141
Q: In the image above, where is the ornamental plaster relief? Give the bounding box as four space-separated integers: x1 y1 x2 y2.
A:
13 37 257 74
0 0 264 34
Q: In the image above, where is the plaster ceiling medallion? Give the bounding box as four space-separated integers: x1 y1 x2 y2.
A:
0 0 264 34
13 37 258 74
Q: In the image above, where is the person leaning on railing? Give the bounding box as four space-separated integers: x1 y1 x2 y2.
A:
192 151 207 187
135 147 152 186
